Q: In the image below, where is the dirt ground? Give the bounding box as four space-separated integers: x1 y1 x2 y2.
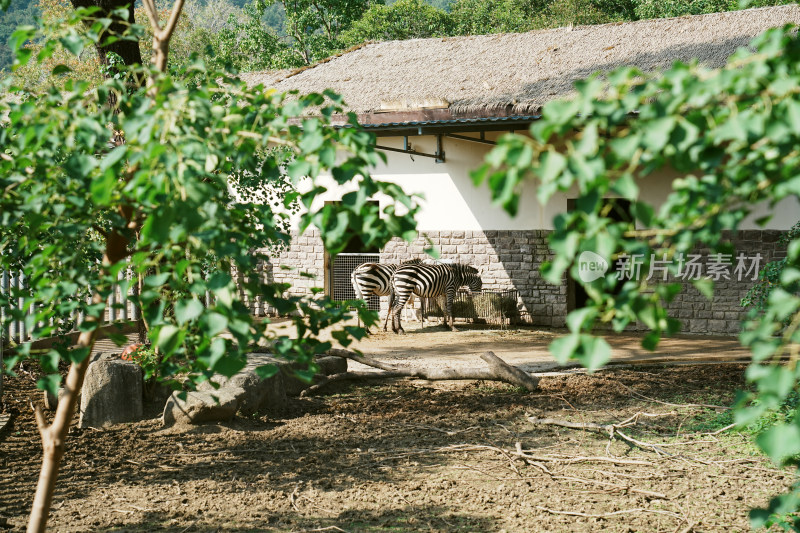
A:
1 326 793 533
267 320 752 372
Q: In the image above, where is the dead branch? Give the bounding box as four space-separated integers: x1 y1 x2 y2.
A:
300 371 409 396
512 442 654 466
480 351 540 390
549 473 668 499
508 443 667 498
388 422 481 436
703 423 737 436
289 485 301 512
527 415 675 455
536 506 682 519
307 349 540 395
295 527 352 533
618 382 730 410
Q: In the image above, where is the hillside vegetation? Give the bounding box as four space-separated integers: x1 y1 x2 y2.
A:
1 0 796 77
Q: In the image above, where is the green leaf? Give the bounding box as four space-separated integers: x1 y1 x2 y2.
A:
9 26 36 55
90 171 116 205
204 312 228 336
213 355 246 377
642 117 676 151
107 331 129 347
692 279 714 300
538 151 567 184
756 423 800 465
175 299 204 325
144 273 171 288
156 325 182 353
254 364 279 379
549 333 580 364
59 33 85 57
65 154 97 179
641 331 661 351
37 374 62 398
612 173 638 199
575 335 611 372
566 307 597 333
51 64 72 75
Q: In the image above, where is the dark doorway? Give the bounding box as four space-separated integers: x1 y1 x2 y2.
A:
567 198 633 312
323 201 381 306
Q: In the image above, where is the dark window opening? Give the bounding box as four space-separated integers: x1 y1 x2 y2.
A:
567 198 633 312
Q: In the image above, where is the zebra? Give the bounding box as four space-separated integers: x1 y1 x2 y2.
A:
351 258 422 331
390 263 482 334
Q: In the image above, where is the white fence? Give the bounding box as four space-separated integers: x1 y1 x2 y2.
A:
0 269 140 347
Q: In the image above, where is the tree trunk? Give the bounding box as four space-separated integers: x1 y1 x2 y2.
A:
26 326 99 533
310 349 541 395
27 3 181 529
69 0 143 68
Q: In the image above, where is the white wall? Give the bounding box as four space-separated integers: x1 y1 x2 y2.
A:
299 133 799 231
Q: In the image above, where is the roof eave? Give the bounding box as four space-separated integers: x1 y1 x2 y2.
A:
333 109 542 136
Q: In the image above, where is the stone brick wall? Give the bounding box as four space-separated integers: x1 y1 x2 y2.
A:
380 230 566 327
256 229 786 335
662 230 786 335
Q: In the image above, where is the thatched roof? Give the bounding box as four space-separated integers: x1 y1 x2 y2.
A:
241 5 800 121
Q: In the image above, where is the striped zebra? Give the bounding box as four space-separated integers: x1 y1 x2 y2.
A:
390 263 482 334
351 258 422 331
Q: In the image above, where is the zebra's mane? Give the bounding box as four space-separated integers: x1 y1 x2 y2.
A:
448 263 479 274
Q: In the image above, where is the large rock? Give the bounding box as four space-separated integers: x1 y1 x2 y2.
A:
162 355 289 426
79 356 143 428
162 389 239 426
316 356 347 376
282 355 347 396
161 353 344 426
226 371 286 416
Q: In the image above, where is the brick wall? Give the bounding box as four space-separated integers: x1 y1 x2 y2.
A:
380 230 566 327
257 229 786 335
662 230 786 335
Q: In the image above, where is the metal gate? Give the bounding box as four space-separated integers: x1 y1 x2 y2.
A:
330 253 381 311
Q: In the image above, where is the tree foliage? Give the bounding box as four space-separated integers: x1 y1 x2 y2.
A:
8 0 104 92
0 0 38 71
271 0 380 65
475 25 800 526
742 220 800 312
1 5 419 387
0 2 420 529
341 0 451 45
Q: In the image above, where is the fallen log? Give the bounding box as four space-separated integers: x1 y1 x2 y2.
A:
301 350 540 396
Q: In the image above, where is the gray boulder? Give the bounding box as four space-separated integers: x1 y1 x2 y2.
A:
161 353 344 426
197 369 287 416
79 357 143 428
227 371 286 416
162 389 239 426
282 355 347 396
162 366 288 426
316 355 347 376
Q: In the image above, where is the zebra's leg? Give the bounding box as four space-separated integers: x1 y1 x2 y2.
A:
383 290 395 332
445 287 458 332
391 290 411 335
351 278 369 333
403 294 417 323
